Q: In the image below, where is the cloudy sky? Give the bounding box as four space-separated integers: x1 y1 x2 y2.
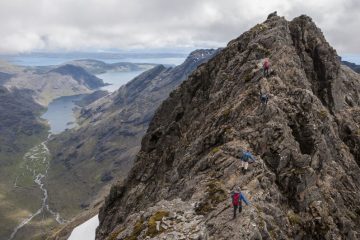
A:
0 0 359 55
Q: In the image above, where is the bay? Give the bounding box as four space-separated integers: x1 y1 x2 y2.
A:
97 70 145 92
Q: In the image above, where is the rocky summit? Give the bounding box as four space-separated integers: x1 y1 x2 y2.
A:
96 13 360 240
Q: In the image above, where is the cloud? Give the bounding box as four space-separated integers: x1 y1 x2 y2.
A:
0 0 359 54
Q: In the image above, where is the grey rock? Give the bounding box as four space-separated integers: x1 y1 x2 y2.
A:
96 13 360 240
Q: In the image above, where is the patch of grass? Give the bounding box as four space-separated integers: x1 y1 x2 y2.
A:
257 46 271 57
211 147 220 154
244 70 254 82
254 205 266 229
291 167 307 175
124 218 145 240
355 129 360 136
109 226 126 240
287 211 302 226
146 211 170 237
195 180 227 215
221 108 232 119
207 180 227 203
251 24 268 33
269 229 277 239
319 110 328 120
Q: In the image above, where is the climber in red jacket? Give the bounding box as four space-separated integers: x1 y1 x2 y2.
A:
231 187 250 219
263 58 270 77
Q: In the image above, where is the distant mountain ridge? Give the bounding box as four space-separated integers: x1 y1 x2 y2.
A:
0 72 12 84
67 59 157 74
342 60 360 73
50 64 105 89
0 60 106 105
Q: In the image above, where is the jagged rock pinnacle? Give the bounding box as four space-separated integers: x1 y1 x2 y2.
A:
267 11 277 19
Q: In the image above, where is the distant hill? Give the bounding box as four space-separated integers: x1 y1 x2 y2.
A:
342 60 360 73
50 64 105 89
1 61 107 105
68 59 157 74
0 72 12 84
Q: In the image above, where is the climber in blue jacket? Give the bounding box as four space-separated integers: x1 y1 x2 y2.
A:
240 150 255 172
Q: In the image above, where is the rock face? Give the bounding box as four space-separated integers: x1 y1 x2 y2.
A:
97 14 360 240
46 49 217 220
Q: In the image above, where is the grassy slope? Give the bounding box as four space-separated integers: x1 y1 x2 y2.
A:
0 128 48 239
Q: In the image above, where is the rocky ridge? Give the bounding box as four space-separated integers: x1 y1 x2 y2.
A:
97 13 360 239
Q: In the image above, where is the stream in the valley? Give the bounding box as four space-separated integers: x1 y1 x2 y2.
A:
8 141 66 240
8 68 150 240
8 93 84 239
7 54 188 239
8 96 86 239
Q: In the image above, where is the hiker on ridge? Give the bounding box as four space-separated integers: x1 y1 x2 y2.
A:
260 92 269 105
231 187 249 219
240 150 256 172
263 58 270 77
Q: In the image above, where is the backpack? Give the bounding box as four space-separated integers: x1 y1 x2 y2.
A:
232 192 240 206
243 152 251 161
